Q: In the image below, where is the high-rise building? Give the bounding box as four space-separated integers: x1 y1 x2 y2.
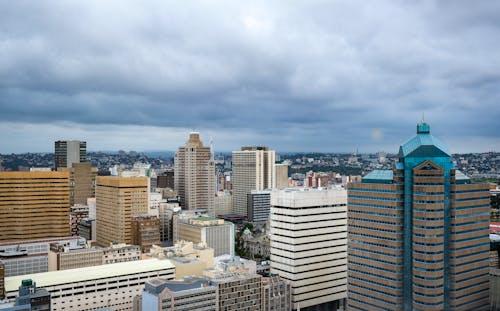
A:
174 133 215 213
132 214 161 252
347 122 490 311
247 190 271 224
177 216 235 257
270 188 348 310
157 171 175 189
0 171 71 242
54 140 86 170
232 146 275 217
95 176 148 247
70 204 89 236
158 201 181 245
273 163 289 189
60 162 97 206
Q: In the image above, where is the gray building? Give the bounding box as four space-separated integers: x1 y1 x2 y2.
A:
142 277 217 311
54 140 86 170
263 276 292 311
247 190 271 224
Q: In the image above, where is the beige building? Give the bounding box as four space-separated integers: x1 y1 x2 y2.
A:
214 191 233 216
96 176 148 247
270 188 348 310
174 132 215 213
60 162 97 205
0 171 71 242
262 276 292 311
177 216 235 257
211 273 263 311
232 146 275 217
4 259 175 311
273 163 289 189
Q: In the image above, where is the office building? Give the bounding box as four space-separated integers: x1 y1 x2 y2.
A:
262 276 292 311
157 171 175 189
70 204 89 237
273 163 289 189
174 133 215 213
0 172 71 242
347 122 490 311
102 243 141 264
158 202 181 245
247 190 271 224
214 191 233 216
54 140 86 170
95 176 148 247
132 215 161 252
3 259 175 311
211 273 263 311
60 162 97 205
142 277 217 311
48 243 102 271
0 237 84 277
232 146 275 217
270 188 348 310
177 216 234 257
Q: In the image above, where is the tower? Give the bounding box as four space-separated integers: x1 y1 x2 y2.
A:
174 133 215 214
232 146 275 217
347 122 490 310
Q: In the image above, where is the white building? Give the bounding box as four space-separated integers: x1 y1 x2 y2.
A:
232 146 275 217
270 188 347 310
4 258 175 311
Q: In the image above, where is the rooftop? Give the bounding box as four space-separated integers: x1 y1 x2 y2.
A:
4 258 174 292
362 170 393 184
398 122 450 158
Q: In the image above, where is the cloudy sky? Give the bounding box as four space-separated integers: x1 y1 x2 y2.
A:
1 1 499 154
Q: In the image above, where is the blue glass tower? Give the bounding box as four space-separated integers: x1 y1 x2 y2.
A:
347 122 490 311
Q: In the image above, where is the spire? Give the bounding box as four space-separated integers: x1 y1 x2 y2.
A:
417 120 430 134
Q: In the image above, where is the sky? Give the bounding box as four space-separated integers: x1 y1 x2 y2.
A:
1 1 500 154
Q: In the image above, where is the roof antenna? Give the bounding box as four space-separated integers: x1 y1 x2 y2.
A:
422 112 425 123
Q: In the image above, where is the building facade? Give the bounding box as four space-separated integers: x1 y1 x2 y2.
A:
347 122 490 311
270 188 348 310
95 176 148 246
54 140 86 170
177 217 235 257
247 190 272 224
262 276 292 311
61 162 97 206
273 164 289 189
174 133 215 213
232 146 275 217
0 172 71 242
132 215 161 252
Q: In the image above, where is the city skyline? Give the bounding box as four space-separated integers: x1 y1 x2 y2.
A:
1 1 500 153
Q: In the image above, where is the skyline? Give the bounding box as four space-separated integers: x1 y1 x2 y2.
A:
1 1 500 153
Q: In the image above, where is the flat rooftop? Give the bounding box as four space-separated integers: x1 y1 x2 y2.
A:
5 258 175 292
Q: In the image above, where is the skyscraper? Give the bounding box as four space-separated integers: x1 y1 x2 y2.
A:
54 140 86 170
232 146 275 217
95 176 148 247
347 122 490 311
270 188 348 310
174 133 215 213
0 171 71 242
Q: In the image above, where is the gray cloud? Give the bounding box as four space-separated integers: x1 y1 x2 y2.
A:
0 1 499 153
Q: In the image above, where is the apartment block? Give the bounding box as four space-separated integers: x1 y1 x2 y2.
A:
347 122 490 311
270 188 348 310
0 171 71 242
232 146 275 217
4 259 175 311
96 176 148 246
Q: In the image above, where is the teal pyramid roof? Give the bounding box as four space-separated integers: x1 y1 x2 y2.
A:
398 122 450 158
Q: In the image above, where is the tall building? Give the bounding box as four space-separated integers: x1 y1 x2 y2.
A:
54 140 86 170
60 162 97 205
273 163 289 189
95 176 148 247
232 146 275 217
174 133 215 213
347 122 490 311
0 171 71 242
247 190 271 224
157 171 175 189
270 188 348 310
